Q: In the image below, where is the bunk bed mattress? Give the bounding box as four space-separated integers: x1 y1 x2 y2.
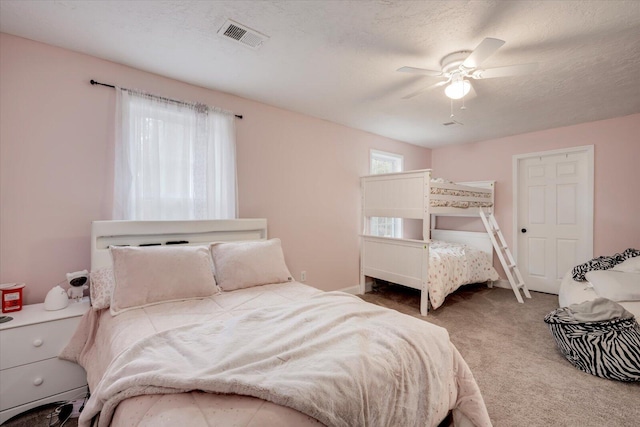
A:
62 281 491 427
430 181 493 209
430 200 493 208
429 241 499 309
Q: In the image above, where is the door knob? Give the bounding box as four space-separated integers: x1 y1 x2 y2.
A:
521 228 527 233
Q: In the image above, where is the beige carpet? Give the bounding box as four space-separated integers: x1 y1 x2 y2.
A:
360 282 640 427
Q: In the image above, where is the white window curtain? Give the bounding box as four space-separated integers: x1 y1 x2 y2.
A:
113 89 237 220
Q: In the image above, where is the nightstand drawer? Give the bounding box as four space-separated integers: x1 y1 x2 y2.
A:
0 357 87 411
0 316 79 369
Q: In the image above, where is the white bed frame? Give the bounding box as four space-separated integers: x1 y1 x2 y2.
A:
91 219 268 270
360 169 495 316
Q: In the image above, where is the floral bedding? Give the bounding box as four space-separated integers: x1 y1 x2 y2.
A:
428 240 499 309
430 200 494 208
430 186 492 208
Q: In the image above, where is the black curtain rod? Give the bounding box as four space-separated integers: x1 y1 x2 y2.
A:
90 79 243 119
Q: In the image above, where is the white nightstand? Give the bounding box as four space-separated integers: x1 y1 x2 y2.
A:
0 298 90 424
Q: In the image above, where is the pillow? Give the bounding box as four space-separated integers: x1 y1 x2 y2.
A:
110 245 218 315
585 270 640 302
210 238 292 291
89 267 115 310
612 256 640 273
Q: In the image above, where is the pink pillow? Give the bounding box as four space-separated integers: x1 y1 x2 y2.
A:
110 245 218 315
210 239 292 291
90 267 115 310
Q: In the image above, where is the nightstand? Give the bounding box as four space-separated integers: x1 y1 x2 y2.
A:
0 298 90 424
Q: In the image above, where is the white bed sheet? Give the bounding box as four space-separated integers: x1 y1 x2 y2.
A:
558 272 640 319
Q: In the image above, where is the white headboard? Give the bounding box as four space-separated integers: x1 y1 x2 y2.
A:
91 219 268 271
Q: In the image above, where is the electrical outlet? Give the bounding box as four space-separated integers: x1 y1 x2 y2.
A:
300 271 306 282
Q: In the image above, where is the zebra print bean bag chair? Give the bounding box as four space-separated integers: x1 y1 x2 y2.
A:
572 248 640 281
544 299 640 382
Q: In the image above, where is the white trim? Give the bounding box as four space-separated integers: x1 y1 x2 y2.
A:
369 149 404 174
493 279 512 290
91 219 268 271
369 149 404 239
512 145 594 271
340 284 372 295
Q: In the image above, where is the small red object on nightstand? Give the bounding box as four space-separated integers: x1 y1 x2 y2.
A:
1 283 25 313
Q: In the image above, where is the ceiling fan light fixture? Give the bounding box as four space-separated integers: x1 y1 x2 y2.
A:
444 78 471 100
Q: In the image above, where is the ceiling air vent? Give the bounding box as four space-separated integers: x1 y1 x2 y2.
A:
218 19 269 50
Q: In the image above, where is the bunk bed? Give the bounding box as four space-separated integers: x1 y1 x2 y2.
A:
360 169 499 316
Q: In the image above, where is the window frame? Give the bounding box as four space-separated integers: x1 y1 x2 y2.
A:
369 149 403 238
370 149 404 175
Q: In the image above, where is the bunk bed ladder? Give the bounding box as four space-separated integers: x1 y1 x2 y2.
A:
479 210 532 303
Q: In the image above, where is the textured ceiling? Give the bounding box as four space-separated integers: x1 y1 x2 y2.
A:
1 1 639 147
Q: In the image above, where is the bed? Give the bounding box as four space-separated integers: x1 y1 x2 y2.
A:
60 219 492 427
360 169 499 315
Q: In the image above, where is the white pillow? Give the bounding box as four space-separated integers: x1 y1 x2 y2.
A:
210 238 292 291
110 245 218 315
612 256 640 273
585 270 640 302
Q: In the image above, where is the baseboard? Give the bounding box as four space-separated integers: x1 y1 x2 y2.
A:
492 279 512 289
339 282 372 295
347 280 509 294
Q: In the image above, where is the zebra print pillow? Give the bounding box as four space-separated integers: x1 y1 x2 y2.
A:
544 308 640 382
572 248 640 281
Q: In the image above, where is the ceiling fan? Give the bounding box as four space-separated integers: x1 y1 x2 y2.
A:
398 38 538 100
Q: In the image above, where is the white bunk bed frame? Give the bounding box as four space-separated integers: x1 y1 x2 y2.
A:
360 169 495 316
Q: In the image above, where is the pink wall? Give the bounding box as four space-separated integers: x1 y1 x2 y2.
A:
432 114 640 278
0 33 431 304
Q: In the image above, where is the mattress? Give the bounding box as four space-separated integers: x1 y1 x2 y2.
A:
430 199 494 208
429 241 499 310
430 183 493 209
558 272 640 319
61 281 491 427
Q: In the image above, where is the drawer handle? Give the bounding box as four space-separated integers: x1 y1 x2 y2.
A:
33 377 43 386
33 339 43 347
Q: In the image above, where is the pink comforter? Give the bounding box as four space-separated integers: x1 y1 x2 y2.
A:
61 282 491 427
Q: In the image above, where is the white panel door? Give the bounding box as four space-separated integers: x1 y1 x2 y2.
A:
515 147 593 294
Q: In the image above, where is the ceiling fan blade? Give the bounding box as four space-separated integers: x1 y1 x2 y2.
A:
473 63 538 79
402 81 447 99
462 38 505 69
397 66 443 77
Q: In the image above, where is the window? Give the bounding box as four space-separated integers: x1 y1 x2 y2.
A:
369 150 403 238
370 149 403 175
113 89 237 220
